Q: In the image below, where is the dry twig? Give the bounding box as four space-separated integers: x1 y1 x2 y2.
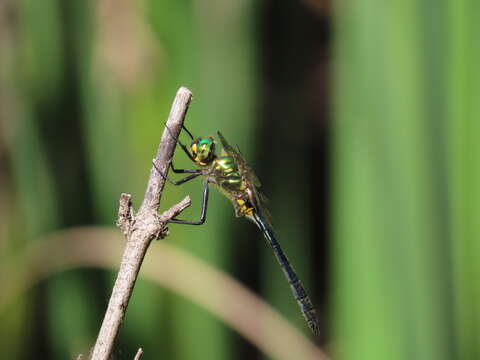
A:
90 87 193 360
133 348 143 360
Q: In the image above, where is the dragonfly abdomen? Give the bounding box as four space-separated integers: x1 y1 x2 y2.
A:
165 129 318 335
253 213 320 336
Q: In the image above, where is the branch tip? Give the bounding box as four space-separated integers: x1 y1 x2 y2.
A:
91 87 193 360
151 196 191 240
133 348 144 360
178 86 192 97
160 195 191 221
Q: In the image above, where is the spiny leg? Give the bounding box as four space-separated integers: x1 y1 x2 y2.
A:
161 124 209 225
170 161 199 174
164 123 196 162
169 180 210 225
181 124 195 140
152 160 202 186
165 172 202 186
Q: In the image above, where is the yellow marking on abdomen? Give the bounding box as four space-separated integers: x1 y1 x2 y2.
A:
235 199 253 215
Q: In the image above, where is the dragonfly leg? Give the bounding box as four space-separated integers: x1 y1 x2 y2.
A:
168 181 209 225
181 124 195 140
170 161 199 174
164 123 196 162
152 160 202 185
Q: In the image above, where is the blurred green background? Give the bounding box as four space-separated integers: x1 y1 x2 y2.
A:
0 0 478 359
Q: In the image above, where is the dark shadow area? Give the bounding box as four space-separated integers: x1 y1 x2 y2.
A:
233 0 331 358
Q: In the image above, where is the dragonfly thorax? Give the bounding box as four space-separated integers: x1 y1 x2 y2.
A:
212 156 245 191
211 155 254 217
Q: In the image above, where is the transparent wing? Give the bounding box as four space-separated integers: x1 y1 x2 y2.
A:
217 131 261 187
217 131 272 227
216 131 237 156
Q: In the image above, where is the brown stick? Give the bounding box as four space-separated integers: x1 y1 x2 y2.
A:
90 87 193 360
133 348 144 360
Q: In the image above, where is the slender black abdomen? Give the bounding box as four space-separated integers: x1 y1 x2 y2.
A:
253 213 319 336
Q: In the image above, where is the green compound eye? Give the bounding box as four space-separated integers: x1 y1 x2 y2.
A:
199 138 213 147
191 136 215 164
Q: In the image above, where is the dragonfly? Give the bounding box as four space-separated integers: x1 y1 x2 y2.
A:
155 125 319 336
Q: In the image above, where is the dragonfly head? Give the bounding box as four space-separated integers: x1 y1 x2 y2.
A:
191 136 216 165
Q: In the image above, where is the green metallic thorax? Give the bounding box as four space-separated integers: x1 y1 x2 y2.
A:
212 155 243 190
200 155 254 218
189 135 255 218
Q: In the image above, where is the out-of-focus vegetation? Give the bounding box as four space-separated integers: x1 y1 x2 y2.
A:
0 0 478 359
333 0 480 359
1 0 323 359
